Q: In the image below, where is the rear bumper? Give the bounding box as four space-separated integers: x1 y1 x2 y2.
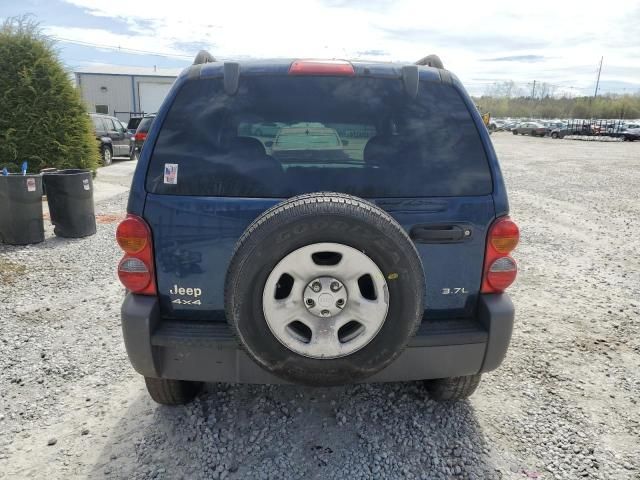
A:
121 293 514 384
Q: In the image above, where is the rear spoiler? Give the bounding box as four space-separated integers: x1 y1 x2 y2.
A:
191 49 442 98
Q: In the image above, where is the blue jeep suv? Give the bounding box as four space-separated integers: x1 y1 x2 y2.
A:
117 52 519 405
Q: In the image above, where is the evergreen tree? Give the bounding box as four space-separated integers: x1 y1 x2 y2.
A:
0 16 99 173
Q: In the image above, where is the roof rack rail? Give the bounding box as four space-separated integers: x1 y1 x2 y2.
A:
415 54 444 69
193 50 216 65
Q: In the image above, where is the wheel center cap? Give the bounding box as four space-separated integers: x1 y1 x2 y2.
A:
318 293 333 307
303 276 347 318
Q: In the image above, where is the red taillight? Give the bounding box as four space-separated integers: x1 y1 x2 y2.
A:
486 256 517 291
482 216 519 293
134 132 147 142
116 216 148 253
116 214 156 295
489 217 519 253
118 258 151 291
289 60 355 76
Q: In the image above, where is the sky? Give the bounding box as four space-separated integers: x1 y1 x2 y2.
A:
2 0 639 97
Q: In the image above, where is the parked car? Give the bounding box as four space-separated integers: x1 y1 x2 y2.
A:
550 123 594 139
492 120 508 131
512 121 548 137
502 121 519 131
129 115 156 161
251 122 286 138
89 113 130 166
545 121 565 130
126 116 145 135
116 54 519 405
622 127 640 141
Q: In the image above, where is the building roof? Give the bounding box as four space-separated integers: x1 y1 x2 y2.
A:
74 65 184 77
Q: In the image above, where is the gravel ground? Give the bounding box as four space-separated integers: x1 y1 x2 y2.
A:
1 135 639 479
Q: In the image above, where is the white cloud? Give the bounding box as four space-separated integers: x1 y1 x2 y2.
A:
46 0 640 94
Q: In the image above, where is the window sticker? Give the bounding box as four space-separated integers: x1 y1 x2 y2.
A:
164 163 178 184
26 178 36 192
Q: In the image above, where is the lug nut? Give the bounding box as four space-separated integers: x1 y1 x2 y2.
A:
311 282 322 293
330 281 341 292
336 298 345 308
320 309 331 317
306 298 315 307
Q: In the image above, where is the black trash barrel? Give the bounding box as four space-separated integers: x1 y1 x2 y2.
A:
0 174 45 245
43 169 96 238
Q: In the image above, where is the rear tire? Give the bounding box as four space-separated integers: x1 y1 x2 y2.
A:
144 377 202 405
130 149 140 162
512 130 518 135
425 374 481 401
551 132 559 139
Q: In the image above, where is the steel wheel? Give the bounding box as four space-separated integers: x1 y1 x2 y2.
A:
262 242 389 359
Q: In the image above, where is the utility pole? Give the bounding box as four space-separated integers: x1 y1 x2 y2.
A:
594 56 603 99
529 80 536 119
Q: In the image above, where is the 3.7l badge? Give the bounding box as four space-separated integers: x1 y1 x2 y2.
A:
441 287 468 295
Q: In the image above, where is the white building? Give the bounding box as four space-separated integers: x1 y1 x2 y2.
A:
74 65 183 122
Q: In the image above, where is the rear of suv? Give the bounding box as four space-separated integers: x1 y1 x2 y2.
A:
129 114 156 161
117 53 518 405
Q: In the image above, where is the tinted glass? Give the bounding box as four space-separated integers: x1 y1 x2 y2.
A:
147 76 491 197
106 118 119 131
127 117 143 130
137 116 155 133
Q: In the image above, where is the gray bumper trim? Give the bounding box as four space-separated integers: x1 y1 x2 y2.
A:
121 293 514 383
477 293 515 372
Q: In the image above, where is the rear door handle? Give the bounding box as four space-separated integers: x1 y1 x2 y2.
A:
410 224 473 244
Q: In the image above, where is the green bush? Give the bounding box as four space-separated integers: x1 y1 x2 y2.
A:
0 17 99 173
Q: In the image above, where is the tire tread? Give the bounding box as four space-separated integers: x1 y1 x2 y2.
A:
425 374 482 401
144 377 201 405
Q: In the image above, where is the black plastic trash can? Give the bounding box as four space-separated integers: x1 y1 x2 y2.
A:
43 169 96 238
0 174 45 245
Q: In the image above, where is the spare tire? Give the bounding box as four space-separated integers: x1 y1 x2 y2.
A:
225 192 425 386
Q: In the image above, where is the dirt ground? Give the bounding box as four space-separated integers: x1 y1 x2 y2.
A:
0 134 638 479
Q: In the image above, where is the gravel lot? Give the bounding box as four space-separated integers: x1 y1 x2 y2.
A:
1 135 639 479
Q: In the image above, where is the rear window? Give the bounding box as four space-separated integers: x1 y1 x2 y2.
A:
146 76 491 197
127 117 143 131
137 116 155 133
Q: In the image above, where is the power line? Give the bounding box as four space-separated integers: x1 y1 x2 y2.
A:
51 36 194 60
